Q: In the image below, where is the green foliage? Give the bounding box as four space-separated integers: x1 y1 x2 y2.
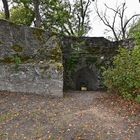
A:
10 5 34 26
103 47 140 102
135 95 140 103
129 19 140 44
67 56 79 72
13 54 22 70
1 0 91 36
41 0 71 34
0 4 34 25
66 41 87 72
41 0 91 36
0 12 5 19
12 0 32 7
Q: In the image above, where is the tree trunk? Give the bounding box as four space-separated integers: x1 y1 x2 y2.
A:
33 0 41 27
2 0 10 20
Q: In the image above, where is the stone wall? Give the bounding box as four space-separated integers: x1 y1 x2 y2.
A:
0 19 135 94
62 37 134 91
0 20 63 97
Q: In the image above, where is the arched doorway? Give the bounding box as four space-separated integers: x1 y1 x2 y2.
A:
74 67 98 91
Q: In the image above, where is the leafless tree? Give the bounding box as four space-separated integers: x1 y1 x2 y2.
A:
95 2 140 41
2 0 10 20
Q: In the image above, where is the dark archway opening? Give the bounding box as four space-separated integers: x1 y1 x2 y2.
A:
74 67 98 91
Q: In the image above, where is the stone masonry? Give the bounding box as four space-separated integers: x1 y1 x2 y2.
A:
0 20 63 97
0 19 135 96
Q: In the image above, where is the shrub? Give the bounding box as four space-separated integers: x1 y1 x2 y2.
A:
135 95 140 103
103 46 140 101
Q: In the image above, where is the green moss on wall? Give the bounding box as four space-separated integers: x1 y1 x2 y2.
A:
20 55 32 62
66 56 79 72
0 40 3 44
0 57 14 63
11 44 23 52
0 55 32 64
33 28 45 43
86 47 101 54
55 62 63 71
50 46 62 62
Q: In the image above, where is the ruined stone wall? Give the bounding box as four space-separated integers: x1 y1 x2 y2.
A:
62 36 135 91
0 19 135 94
0 20 63 97
62 37 132 91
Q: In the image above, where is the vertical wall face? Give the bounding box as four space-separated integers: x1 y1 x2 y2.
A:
74 67 98 91
0 20 134 94
0 20 63 97
62 37 119 91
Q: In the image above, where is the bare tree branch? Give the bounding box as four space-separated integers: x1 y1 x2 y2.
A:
95 2 119 41
95 2 140 41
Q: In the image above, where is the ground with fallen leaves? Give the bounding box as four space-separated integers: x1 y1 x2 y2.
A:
0 91 140 140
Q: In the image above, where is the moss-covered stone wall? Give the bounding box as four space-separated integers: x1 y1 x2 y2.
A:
0 19 134 94
61 36 134 91
0 19 63 97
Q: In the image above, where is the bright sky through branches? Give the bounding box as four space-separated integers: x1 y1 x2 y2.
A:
90 0 140 38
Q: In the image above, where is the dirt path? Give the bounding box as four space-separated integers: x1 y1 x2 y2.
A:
0 91 140 140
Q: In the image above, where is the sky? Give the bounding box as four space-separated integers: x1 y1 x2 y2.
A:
89 0 140 38
0 0 140 38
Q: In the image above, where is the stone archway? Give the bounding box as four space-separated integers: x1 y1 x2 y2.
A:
74 67 98 91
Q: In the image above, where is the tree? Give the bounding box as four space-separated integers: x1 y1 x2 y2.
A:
95 2 140 41
0 1 34 26
2 0 10 19
103 46 140 102
129 19 140 44
72 0 91 36
13 0 41 27
41 0 92 36
12 0 41 27
32 0 42 27
1 0 92 36
12 0 32 7
129 19 140 37
10 5 34 26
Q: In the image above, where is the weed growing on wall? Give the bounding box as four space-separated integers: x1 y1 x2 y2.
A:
13 54 21 70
